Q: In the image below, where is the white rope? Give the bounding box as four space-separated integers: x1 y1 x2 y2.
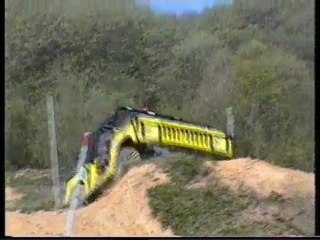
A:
65 184 83 237
65 133 90 237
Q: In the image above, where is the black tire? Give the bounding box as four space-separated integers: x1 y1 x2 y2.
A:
116 147 141 179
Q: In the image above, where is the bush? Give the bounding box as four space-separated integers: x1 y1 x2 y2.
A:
5 1 314 172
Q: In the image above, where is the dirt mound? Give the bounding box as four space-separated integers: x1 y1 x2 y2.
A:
189 158 315 236
190 158 314 200
6 163 174 237
6 158 315 237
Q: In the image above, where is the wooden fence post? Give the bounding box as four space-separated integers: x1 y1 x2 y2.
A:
226 107 235 139
46 95 61 209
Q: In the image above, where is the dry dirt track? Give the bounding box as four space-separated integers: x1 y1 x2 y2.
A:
6 158 315 237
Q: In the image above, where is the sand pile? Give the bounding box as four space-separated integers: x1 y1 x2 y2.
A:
6 163 174 237
190 158 314 200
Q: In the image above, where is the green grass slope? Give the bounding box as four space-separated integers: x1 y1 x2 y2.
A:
148 156 314 237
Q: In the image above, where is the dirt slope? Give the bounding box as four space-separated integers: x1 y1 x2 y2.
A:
6 163 174 237
6 158 315 237
190 158 314 199
189 158 315 236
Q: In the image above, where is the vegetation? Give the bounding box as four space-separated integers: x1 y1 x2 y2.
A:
6 171 56 212
148 157 313 236
5 0 314 174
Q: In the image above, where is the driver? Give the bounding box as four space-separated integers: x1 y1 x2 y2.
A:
82 129 113 167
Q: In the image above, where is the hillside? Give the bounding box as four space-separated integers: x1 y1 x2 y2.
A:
5 0 314 173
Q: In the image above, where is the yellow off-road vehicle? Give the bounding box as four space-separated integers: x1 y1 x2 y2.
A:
64 107 234 207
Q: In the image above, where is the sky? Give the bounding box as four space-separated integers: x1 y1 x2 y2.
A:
136 0 233 16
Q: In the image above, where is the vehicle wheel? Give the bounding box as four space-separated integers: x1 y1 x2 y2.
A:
116 147 141 179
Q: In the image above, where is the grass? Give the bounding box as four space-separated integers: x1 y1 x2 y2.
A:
6 171 57 213
147 156 311 237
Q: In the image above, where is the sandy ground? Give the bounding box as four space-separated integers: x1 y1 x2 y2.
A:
6 163 174 237
6 187 24 203
189 158 314 200
189 158 315 236
6 158 315 237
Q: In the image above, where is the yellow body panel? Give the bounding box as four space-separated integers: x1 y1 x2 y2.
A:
125 117 233 158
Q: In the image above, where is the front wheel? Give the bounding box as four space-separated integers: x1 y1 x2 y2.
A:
116 147 141 179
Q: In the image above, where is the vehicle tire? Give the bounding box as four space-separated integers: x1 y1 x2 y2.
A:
116 147 141 179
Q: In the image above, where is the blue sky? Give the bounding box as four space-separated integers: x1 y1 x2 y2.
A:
136 0 233 16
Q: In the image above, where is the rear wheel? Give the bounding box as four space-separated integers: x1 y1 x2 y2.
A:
116 147 141 179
